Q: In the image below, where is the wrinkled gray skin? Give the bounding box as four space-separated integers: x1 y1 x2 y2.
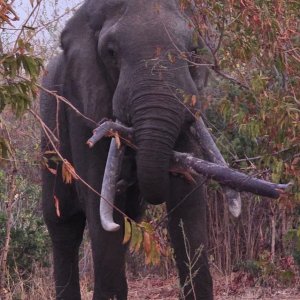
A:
41 0 213 299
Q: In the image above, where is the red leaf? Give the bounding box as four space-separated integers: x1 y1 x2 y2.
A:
53 195 61 217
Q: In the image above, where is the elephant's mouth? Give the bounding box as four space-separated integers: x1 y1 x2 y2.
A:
87 118 242 232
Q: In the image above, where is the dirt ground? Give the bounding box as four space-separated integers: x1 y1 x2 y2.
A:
126 273 300 300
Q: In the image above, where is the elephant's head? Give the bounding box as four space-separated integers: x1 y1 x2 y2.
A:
61 0 208 205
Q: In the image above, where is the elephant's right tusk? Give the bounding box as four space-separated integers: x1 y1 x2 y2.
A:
100 138 125 232
190 117 241 217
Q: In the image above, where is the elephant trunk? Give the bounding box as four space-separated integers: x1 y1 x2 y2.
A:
131 95 184 204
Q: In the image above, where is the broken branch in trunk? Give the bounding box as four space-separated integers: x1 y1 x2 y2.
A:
87 120 134 148
190 117 241 217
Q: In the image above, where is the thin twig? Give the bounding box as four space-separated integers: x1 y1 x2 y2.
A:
13 0 42 51
29 108 134 224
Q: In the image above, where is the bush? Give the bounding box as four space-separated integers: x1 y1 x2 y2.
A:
0 175 50 279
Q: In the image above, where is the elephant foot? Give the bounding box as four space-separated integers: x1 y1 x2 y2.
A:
94 294 127 300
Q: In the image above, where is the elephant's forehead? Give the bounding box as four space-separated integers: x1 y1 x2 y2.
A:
126 1 188 28
120 1 193 46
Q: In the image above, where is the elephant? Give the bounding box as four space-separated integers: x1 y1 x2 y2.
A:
40 0 213 299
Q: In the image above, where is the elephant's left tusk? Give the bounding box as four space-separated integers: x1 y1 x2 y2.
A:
100 138 125 231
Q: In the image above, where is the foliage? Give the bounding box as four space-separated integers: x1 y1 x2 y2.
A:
234 251 297 288
0 51 43 116
0 2 45 294
123 217 167 266
184 0 300 191
0 1 43 161
0 172 50 278
179 0 300 273
285 227 300 269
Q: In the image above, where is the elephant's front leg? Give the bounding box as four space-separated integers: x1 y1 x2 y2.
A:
86 193 128 300
167 176 213 300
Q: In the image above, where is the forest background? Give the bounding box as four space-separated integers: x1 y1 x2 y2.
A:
0 0 299 299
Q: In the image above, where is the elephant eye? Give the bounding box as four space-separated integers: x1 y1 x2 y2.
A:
189 49 203 65
107 47 116 58
190 49 197 60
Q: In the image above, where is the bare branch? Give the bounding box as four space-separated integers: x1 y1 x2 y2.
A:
87 120 134 148
29 108 134 224
173 152 291 198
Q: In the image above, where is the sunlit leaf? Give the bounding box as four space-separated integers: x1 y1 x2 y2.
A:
143 231 151 255
115 132 121 149
62 160 78 184
130 221 143 253
123 217 132 245
191 95 197 107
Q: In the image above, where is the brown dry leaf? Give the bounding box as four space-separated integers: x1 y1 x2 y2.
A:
169 165 197 184
44 150 57 155
167 52 176 63
130 221 142 253
46 163 57 175
53 195 61 218
145 239 152 265
191 95 197 106
152 241 161 266
145 237 161 266
0 1 18 25
143 231 151 255
114 132 121 149
123 217 132 245
62 160 78 184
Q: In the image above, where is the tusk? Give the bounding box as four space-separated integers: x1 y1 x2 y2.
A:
190 117 241 217
100 137 125 231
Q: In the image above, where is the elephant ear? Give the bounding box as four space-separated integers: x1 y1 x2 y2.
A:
60 4 112 125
